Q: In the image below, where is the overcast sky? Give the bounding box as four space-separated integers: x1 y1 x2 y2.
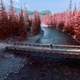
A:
3 0 80 13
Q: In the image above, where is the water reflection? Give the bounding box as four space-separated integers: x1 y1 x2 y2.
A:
0 53 26 80
0 27 80 80
39 27 79 45
5 57 80 80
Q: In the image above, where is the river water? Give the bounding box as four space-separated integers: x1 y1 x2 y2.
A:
38 27 79 45
0 27 80 80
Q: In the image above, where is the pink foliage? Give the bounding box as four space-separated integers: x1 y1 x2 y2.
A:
42 11 80 41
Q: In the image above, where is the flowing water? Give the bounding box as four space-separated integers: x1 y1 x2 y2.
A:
0 27 80 80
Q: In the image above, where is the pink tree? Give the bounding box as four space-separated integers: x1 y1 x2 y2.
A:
31 11 41 35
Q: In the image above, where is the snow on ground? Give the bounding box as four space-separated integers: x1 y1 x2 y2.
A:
41 23 48 27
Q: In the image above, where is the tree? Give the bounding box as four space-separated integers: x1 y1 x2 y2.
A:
31 11 41 35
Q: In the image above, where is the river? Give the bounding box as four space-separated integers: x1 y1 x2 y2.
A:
0 27 80 80
38 27 79 45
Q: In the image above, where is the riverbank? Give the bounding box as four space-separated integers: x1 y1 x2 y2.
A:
0 27 79 45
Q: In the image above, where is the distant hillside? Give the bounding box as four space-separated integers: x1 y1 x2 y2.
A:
15 8 51 15
40 10 51 15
